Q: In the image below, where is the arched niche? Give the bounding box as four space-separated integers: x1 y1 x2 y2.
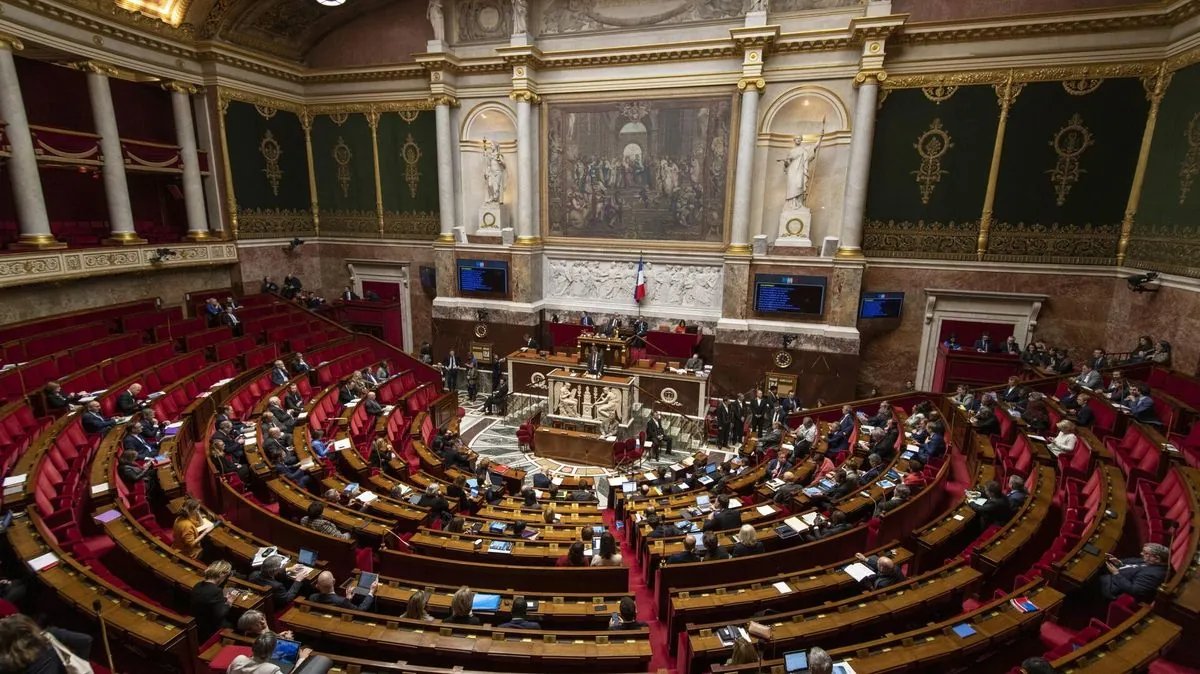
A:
460 102 518 233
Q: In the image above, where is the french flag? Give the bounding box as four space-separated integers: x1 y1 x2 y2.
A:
634 257 646 303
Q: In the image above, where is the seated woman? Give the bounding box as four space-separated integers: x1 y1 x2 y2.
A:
557 541 587 567
1021 394 1051 434
1048 419 1078 457
730 524 764 557
590 532 623 567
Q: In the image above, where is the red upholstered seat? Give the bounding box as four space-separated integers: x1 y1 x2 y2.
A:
209 645 254 674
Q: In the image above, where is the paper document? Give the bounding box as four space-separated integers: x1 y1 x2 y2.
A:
784 516 808 532
773 581 793 594
843 562 876 582
2 474 26 488
756 505 775 516
29 552 59 572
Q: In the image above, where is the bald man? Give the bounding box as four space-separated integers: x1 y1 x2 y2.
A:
855 552 906 590
308 570 376 611
666 535 701 564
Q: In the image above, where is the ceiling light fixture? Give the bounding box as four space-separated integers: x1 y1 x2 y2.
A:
315 0 346 5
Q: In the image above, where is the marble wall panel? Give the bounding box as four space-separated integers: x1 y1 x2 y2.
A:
1104 284 1200 378
891 0 1135 22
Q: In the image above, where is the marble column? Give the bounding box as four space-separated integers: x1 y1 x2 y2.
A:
167 84 213 240
434 97 456 243
515 94 535 243
0 36 61 249
728 80 762 255
836 75 880 259
84 66 142 245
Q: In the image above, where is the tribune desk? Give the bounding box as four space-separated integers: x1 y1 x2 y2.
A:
534 426 617 467
507 350 711 418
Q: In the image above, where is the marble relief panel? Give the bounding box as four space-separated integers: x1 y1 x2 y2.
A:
539 0 745 35
543 257 723 316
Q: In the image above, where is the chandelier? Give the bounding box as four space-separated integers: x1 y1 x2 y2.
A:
314 0 346 5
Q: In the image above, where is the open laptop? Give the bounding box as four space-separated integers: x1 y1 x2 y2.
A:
269 638 303 673
472 593 502 611
696 494 712 512
298 548 317 566
783 649 809 673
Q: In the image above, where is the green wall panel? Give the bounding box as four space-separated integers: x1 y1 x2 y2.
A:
312 113 378 236
863 85 997 259
987 78 1146 263
377 110 439 239
224 100 314 238
1128 62 1200 277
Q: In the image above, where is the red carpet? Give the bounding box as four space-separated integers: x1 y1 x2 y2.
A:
605 509 676 673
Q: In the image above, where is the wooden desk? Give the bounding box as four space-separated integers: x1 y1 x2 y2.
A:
1049 609 1181 673
534 426 616 467
378 547 630 594
1053 466 1126 591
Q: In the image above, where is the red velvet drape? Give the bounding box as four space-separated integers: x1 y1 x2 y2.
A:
362 281 402 302
109 79 177 144
16 57 93 132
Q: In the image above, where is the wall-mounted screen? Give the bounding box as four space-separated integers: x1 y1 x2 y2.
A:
753 274 827 316
457 259 509 298
859 292 905 319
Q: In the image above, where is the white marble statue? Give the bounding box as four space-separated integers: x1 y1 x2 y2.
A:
783 135 821 210
482 138 507 204
747 0 769 12
556 383 579 417
427 0 445 42
512 0 528 34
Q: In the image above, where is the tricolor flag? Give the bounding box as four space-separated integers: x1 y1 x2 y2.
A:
634 257 647 303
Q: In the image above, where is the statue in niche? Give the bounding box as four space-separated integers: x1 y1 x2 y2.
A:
427 0 445 41
746 0 769 11
482 138 507 204
512 0 528 34
782 134 822 210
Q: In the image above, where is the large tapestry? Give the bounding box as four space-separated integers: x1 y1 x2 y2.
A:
545 95 733 243
222 98 315 239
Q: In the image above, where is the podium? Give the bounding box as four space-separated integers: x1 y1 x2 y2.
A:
578 334 630 367
545 368 634 435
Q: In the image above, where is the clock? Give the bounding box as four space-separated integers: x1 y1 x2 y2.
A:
773 350 793 369
474 323 488 338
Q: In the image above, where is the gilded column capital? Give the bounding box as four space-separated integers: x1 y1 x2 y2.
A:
854 70 887 86
510 90 541 105
0 33 24 51
162 81 199 95
69 60 120 77
737 77 766 93
429 95 460 108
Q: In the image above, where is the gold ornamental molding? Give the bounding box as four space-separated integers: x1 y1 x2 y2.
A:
0 33 25 51
854 69 887 86
65 59 120 77
161 80 198 95
0 241 237 290
509 90 542 105
429 95 460 108
882 62 1162 89
737 77 766 92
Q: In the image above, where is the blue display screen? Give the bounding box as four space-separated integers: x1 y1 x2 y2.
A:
457 259 509 297
754 274 826 316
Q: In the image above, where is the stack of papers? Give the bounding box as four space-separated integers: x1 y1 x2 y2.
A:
756 504 776 516
3 474 27 489
355 491 378 504
29 552 59 573
773 581 793 594
843 562 876 582
783 516 808 532
332 438 353 451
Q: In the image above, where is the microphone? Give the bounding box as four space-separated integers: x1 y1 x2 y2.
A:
93 598 117 674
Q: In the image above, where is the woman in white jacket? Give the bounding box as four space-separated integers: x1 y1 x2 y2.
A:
227 631 311 674
1049 419 1078 457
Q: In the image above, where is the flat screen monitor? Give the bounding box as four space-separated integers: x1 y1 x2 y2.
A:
859 292 905 319
754 274 826 316
457 259 509 298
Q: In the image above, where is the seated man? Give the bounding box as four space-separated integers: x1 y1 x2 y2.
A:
609 597 647 630
1074 362 1102 389
772 471 803 505
115 383 146 416
1001 376 1027 404
1098 543 1169 603
645 411 673 459
363 391 384 418
806 510 853 541
825 406 855 453
854 552 906 590
117 449 154 487
758 420 784 452
248 555 305 606
916 421 946 464
1124 384 1159 424
973 332 994 353
44 381 82 412
81 400 116 435
122 422 158 460
1006 474 1028 511
703 494 742 531
212 420 246 462
684 350 704 372
666 535 701 564
571 479 595 502
483 377 509 415
969 480 1014 528
875 484 911 515
765 448 792 480
283 384 304 414
266 397 295 431
498 596 542 629
309 570 376 611
270 360 290 387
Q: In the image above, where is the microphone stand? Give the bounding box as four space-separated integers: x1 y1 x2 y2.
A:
93 598 117 674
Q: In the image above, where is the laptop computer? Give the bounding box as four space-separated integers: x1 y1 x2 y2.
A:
298 548 317 566
471 593 502 611
622 481 637 494
784 649 809 673
696 494 712 512
705 463 718 474
269 638 303 673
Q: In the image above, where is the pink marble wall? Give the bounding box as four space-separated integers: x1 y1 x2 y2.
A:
893 0 1140 22
0 266 232 325
232 243 324 297
1104 284 1200 377
858 267 1119 393
306 2 432 69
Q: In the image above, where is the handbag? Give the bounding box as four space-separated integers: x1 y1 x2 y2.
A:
44 631 95 674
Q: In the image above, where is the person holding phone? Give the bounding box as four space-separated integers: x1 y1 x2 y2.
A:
308 571 376 611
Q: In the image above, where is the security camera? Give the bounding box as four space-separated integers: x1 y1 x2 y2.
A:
1127 271 1159 293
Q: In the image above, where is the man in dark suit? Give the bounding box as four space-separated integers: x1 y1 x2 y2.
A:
645 411 671 459
416 484 450 523
602 316 619 338
122 423 157 460
1125 385 1159 424
248 555 305 605
309 570 376 611
266 397 295 431
1099 543 1169 602
866 425 899 462
631 317 649 348
1073 394 1096 427
580 312 594 327
363 391 384 418
875 484 911 514
766 448 792 480
806 510 853 541
443 350 460 391
730 395 745 445
1001 376 1027 404
715 398 733 448
916 422 946 464
973 332 994 353
212 420 245 461
826 405 855 453
856 553 906 590
1090 348 1108 371
971 403 1001 437
522 334 538 350
270 360 290 387
116 383 145 416
340 286 360 301
82 401 115 434
586 346 605 376
758 420 784 453
262 427 294 465
1005 475 1028 512
969 481 1014 528
216 406 245 435
261 276 279 294
703 494 741 531
283 384 304 414
749 389 768 436
666 535 701 564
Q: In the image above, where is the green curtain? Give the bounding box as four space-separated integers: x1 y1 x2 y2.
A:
1127 62 1200 277
987 78 1147 263
862 85 996 259
377 110 440 239
224 100 314 238
312 113 378 236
